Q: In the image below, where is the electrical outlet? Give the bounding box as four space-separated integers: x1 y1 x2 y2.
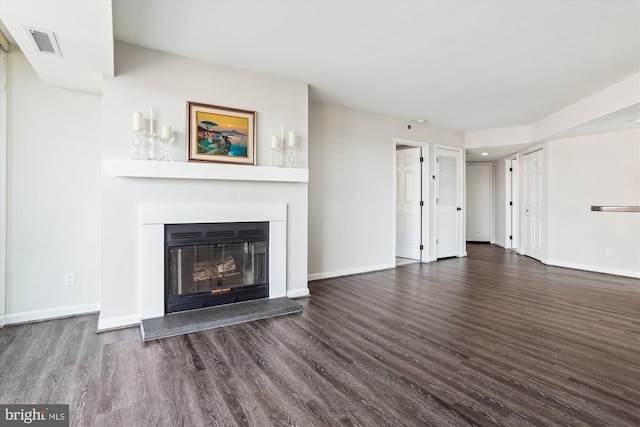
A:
605 248 613 257
65 273 75 286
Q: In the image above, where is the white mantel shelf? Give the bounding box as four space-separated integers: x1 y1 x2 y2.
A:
110 159 309 183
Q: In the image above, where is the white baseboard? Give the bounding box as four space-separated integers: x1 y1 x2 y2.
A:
546 259 640 279
97 314 141 332
287 288 310 298
494 241 507 249
4 303 100 326
308 262 395 282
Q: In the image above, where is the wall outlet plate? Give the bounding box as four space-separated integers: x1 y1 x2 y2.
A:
65 273 75 286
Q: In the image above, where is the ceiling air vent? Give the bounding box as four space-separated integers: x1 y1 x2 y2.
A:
24 26 62 57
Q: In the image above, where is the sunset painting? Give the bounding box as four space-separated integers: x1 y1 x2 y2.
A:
187 102 255 165
196 112 248 157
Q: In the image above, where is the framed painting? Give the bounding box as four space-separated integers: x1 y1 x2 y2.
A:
187 101 256 165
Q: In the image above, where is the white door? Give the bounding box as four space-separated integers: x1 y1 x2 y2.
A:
396 147 422 259
436 147 462 259
466 164 491 242
522 149 544 260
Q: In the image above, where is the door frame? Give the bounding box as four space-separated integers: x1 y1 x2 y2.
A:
465 162 493 242
434 144 465 259
506 154 519 251
0 49 7 327
392 138 429 263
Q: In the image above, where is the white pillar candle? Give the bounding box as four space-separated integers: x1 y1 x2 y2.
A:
133 112 143 132
280 125 284 144
288 131 297 147
149 108 154 134
162 126 172 139
271 135 281 148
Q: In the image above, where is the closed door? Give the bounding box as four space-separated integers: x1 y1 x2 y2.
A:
466 164 491 241
396 147 422 259
523 149 544 260
436 147 462 258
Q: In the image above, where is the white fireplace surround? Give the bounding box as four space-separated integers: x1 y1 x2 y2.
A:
140 203 288 319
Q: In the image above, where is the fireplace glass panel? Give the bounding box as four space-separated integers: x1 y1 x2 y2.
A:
168 241 266 296
165 221 269 313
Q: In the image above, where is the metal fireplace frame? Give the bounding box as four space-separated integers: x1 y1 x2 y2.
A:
164 221 269 313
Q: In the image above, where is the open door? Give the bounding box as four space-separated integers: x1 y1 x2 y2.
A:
436 146 463 259
396 147 422 259
522 149 544 261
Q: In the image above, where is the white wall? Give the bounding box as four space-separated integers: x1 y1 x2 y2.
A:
547 129 640 277
308 102 464 279
98 43 310 329
5 50 102 323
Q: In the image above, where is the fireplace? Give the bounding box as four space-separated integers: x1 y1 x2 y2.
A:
165 222 269 313
139 203 288 321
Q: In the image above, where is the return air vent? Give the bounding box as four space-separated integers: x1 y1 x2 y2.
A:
24 26 62 57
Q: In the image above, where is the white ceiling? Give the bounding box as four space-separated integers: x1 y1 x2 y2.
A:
1 0 639 135
0 0 113 93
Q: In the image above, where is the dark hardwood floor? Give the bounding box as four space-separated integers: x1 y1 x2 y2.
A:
1 244 639 426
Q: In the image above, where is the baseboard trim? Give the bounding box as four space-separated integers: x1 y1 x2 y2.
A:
4 303 101 326
287 288 310 299
97 314 141 333
546 259 640 279
308 262 395 281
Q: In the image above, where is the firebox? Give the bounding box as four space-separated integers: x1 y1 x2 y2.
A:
164 222 269 313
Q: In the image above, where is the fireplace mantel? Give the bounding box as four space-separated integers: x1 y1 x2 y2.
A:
109 159 309 183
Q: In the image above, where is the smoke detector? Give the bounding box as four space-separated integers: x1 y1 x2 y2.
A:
23 26 62 57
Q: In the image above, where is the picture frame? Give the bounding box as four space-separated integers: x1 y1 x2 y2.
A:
187 101 256 165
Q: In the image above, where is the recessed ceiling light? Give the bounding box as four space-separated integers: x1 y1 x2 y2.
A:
632 119 640 124
481 152 489 156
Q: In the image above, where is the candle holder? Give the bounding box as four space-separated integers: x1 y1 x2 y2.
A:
271 147 283 167
159 137 175 161
147 133 157 160
132 131 145 160
286 146 296 168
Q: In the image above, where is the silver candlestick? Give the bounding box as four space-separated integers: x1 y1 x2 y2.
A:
159 137 175 161
147 133 157 160
132 131 145 160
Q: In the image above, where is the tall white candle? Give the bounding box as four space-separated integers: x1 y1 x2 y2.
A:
280 125 284 144
133 112 143 132
271 135 280 148
149 108 154 134
162 126 172 139
288 131 297 147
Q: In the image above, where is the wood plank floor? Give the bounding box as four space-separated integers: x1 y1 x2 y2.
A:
1 244 639 426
